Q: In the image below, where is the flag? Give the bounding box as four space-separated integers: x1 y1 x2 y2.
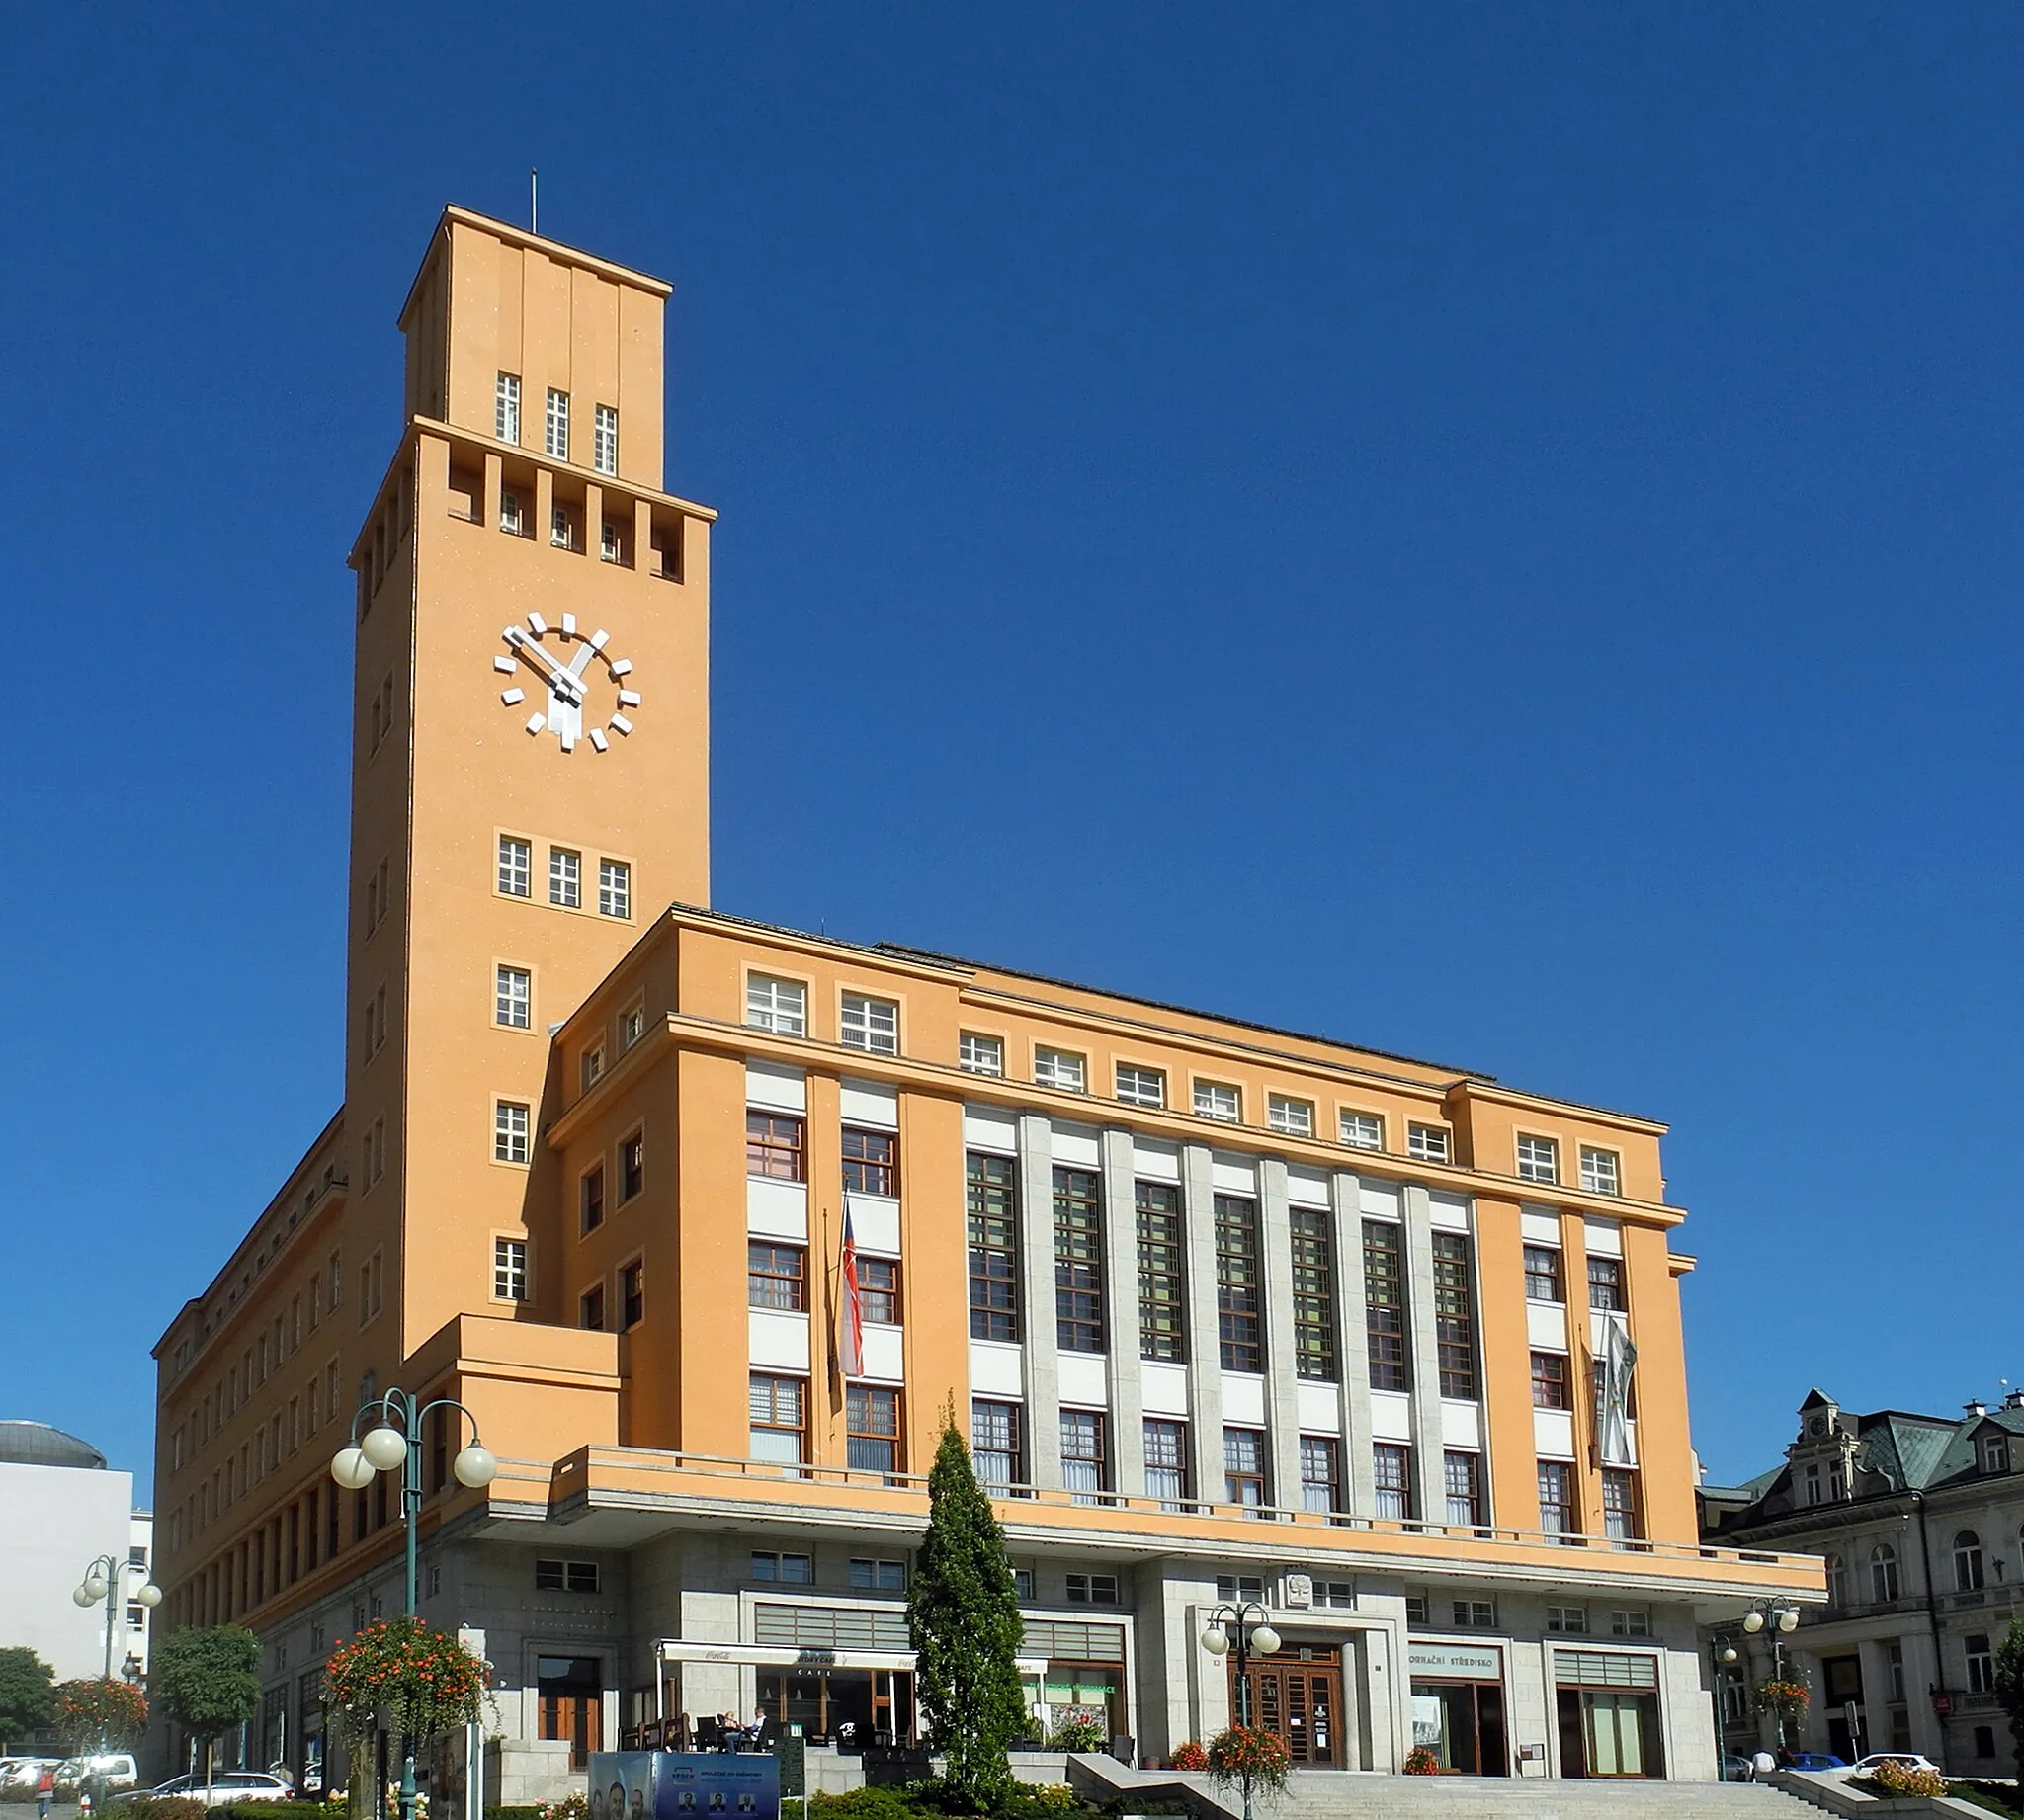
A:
838 1205 865 1379
1598 1310 1639 1467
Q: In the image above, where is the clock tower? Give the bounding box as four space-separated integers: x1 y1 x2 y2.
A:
343 207 714 1361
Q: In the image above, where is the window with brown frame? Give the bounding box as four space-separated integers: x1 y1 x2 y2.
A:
620 1260 643 1328
846 1384 901 1476
858 1256 900 1324
746 1112 805 1183
1054 1167 1104 1353
748 1242 806 1312
1432 1231 1478 1399
580 1166 604 1234
967 1152 1019 1341
1135 1181 1185 1363
1531 1351 1570 1409
1363 1220 1409 1391
620 1132 643 1201
842 1126 896 1197
1215 1194 1261 1372
1587 1256 1626 1312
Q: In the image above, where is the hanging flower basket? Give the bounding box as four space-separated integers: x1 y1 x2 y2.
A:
1168 1741 1209 1772
324 1618 485 1745
1756 1679 1809 1727
1205 1725 1291 1797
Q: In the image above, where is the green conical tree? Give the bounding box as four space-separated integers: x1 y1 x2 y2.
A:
906 1414 1028 1808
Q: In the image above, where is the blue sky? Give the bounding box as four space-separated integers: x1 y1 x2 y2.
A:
3 5 2019 1491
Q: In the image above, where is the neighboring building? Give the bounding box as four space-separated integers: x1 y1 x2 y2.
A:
1701 1387 2024 1774
0 1421 155 1693
149 204 1818 1796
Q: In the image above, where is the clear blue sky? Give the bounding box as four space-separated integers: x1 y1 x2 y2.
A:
4 5 2019 1494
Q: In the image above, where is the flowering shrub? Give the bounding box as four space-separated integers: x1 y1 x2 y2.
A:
324 1619 484 1745
1755 1679 1809 1727
1862 1761 1947 1798
1401 1746 1441 1776
1205 1725 1290 1796
535 1798 587 1820
1167 1741 1209 1772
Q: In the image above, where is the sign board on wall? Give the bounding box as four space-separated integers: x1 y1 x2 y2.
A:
1406 1643 1502 1682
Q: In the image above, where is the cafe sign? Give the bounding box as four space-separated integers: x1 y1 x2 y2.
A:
1408 1642 1502 1682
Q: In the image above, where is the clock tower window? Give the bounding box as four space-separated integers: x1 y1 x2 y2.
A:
549 848 581 908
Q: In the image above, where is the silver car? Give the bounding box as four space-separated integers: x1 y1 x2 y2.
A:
117 1772 295 1807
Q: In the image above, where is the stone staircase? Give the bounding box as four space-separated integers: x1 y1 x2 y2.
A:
1066 1756 1814 1819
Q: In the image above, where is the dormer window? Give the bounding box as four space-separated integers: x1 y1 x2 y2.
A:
1982 1434 2010 1476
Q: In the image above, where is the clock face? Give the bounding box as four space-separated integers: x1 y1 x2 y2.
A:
491 612 640 754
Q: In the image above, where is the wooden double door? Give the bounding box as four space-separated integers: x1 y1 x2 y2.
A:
1231 1656 1342 1767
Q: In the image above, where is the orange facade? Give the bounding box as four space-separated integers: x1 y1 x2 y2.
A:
151 207 1818 1786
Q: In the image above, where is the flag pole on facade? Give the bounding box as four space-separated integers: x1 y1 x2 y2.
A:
838 1203 865 1383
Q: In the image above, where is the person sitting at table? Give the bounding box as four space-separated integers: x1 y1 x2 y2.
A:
749 1707 779 1751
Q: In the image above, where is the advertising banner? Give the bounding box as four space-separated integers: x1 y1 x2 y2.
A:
589 1753 782 1820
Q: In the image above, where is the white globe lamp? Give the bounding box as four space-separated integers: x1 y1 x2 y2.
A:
330 1447 375 1490
360 1425 409 1471
453 1445 497 1489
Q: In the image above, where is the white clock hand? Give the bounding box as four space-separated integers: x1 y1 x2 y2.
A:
507 629 584 704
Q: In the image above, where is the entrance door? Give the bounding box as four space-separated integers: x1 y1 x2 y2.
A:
1822 1655 1865 1761
1555 1688 1662 1778
538 1657 604 1769
1230 1658 1344 1767
1408 1681 1507 1776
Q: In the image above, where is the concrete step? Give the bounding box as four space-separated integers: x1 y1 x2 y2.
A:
1070 1755 1812 1820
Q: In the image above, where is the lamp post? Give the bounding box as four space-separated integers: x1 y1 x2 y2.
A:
330 1389 496 1820
72 1556 162 1745
1198 1603 1280 1820
1739 1601 1803 1751
1708 1636 1739 1779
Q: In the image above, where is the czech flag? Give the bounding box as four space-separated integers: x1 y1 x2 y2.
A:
838 1206 865 1379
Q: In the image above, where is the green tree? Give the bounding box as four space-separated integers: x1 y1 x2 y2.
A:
0 1647 57 1746
905 1415 1028 1809
152 1626 259 1787
1994 1619 2024 1793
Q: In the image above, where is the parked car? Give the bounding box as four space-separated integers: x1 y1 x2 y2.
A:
57 1754 141 1794
1848 1752 1944 1779
1720 1751 1758 1781
2 1761 64 1792
112 1772 295 1807
1785 1751 1850 1771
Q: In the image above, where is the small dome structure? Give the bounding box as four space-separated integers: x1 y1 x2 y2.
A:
0 1421 107 1469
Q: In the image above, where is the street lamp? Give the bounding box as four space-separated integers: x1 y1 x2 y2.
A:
1198 1603 1280 1820
72 1555 162 1742
1708 1636 1740 1779
1739 1602 1804 1752
330 1388 496 1820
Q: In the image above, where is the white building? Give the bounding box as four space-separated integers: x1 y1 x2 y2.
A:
0 1422 156 1690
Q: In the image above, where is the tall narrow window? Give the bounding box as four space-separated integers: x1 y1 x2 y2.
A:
970 1400 1022 1491
1290 1207 1337 1381
495 965 532 1030
580 1166 604 1233
495 372 521 444
545 388 570 460
1432 1232 1477 1399
1054 1167 1104 1353
549 847 580 908
1215 1195 1261 1371
621 1260 644 1328
1223 1428 1267 1511
597 859 630 919
749 1374 805 1464
493 1237 528 1302
1143 1419 1188 1511
746 1113 805 1182
593 404 618 476
1300 1436 1341 1515
966 1153 1019 1341
746 974 806 1036
840 993 899 1054
1060 1411 1107 1505
620 1131 643 1200
846 1384 901 1476
842 1127 897 1197
1363 1220 1409 1391
1135 1181 1186 1362
1443 1450 1482 1527
494 1102 530 1164
1523 1245 1563 1303
1373 1444 1413 1521
1587 1257 1626 1312
498 835 531 898
1537 1460 1574 1535
1602 1468 1641 1541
